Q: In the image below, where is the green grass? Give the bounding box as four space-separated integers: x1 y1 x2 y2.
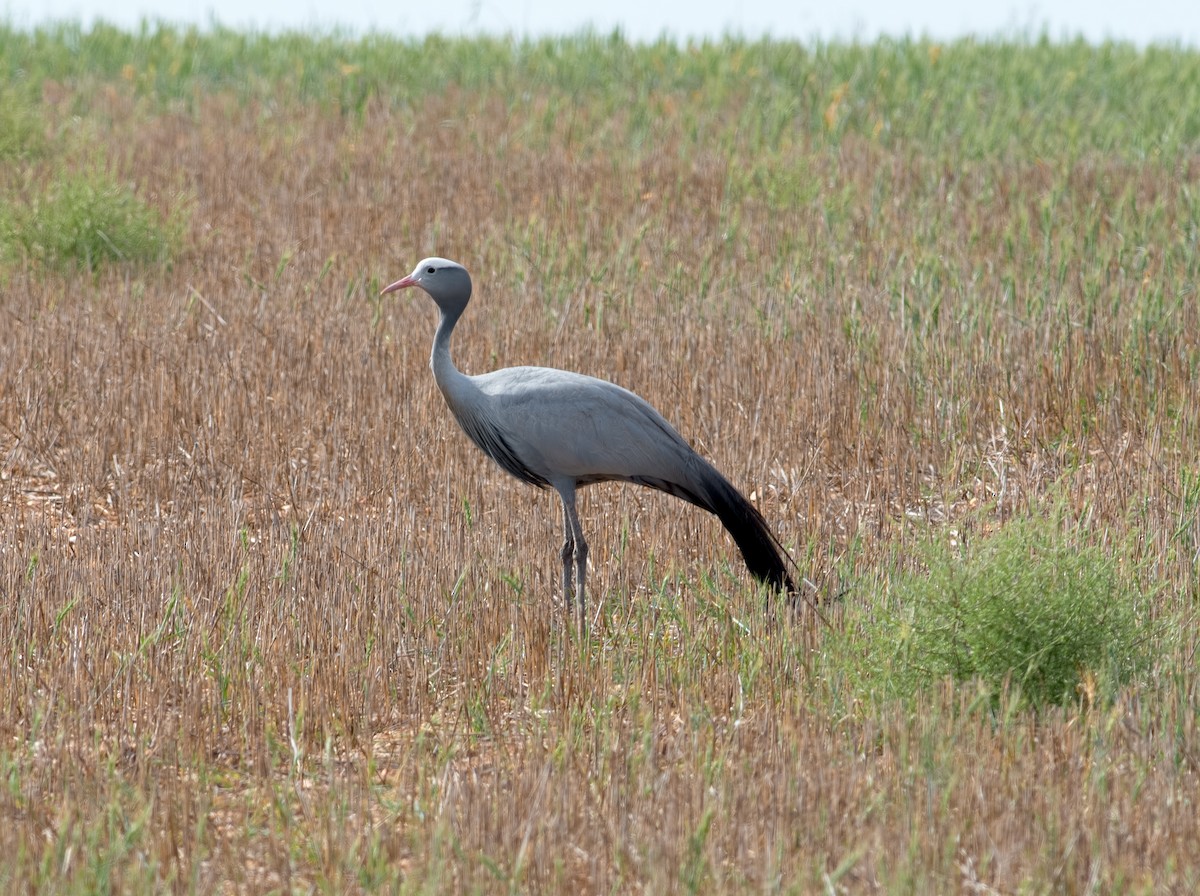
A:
3 23 1200 158
0 87 45 161
2 169 182 271
839 514 1152 711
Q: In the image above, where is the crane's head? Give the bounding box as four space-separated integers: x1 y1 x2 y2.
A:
381 257 472 316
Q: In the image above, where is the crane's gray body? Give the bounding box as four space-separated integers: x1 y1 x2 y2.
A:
443 364 711 501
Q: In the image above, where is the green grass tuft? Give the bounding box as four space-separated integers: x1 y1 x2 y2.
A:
4 170 182 272
849 516 1151 711
0 88 45 161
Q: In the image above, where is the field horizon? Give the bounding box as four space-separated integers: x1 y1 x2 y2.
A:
1 24 1198 893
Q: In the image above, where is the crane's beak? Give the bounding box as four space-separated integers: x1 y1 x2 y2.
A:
380 274 418 295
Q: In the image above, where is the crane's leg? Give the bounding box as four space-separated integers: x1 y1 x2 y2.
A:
556 485 588 629
560 510 575 612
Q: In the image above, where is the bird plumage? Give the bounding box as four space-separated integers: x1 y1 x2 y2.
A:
382 257 795 622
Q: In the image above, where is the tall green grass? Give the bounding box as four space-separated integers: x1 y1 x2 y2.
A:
2 23 1199 158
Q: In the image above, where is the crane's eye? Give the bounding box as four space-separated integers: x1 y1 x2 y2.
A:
426 266 436 274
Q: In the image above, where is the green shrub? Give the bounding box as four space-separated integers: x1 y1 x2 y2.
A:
5 171 181 272
0 90 45 161
854 517 1150 711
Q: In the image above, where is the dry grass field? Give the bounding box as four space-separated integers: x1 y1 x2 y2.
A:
1 27 1199 892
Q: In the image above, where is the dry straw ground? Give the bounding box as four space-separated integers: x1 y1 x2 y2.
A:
1 31 1199 892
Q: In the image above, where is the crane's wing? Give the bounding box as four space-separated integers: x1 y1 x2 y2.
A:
462 365 703 490
447 393 552 488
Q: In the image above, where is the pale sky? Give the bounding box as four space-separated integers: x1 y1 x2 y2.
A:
5 0 1199 46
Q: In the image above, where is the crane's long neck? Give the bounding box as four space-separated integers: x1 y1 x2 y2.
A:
430 304 472 400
